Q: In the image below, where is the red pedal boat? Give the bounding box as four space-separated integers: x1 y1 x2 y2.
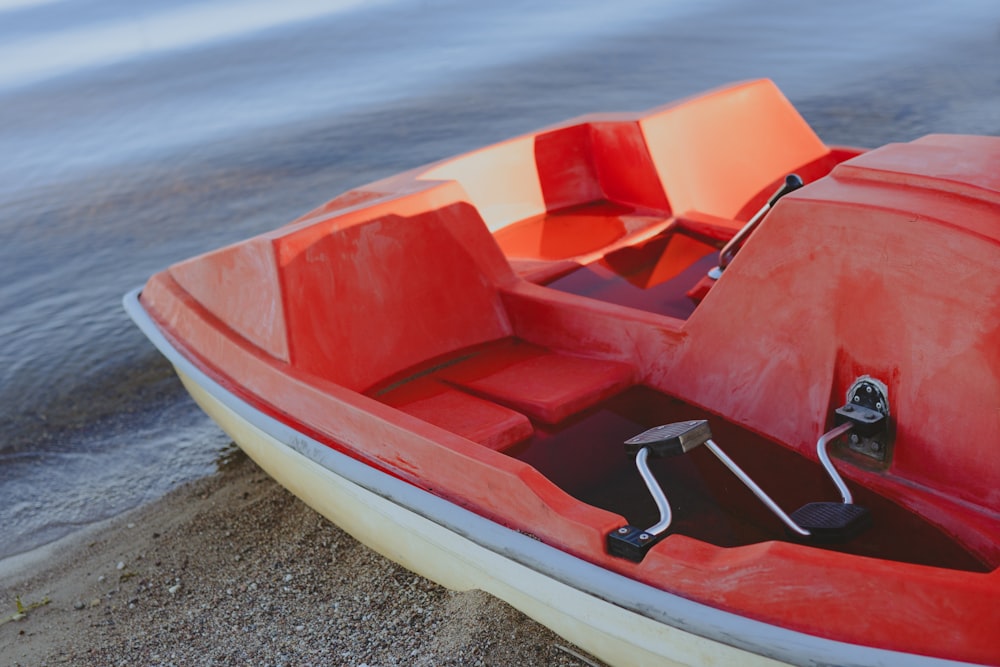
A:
125 79 1000 666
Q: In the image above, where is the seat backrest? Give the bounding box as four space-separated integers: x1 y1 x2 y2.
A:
423 119 674 230
278 199 515 391
640 79 830 220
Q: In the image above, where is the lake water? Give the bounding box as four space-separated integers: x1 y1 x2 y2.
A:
2 0 998 560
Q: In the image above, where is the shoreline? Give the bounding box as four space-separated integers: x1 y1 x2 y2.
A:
1 451 599 666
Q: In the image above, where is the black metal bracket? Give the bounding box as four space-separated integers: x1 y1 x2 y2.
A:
836 378 891 461
606 525 668 562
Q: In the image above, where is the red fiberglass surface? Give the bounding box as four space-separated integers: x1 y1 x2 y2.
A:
138 81 1000 662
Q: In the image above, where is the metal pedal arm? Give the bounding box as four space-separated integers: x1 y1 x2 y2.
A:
634 447 673 536
708 174 804 278
816 422 854 504
703 439 810 537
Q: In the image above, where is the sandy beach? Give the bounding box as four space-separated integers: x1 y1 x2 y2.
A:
0 450 600 666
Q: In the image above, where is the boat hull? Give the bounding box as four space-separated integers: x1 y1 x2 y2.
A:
124 80 1000 665
126 289 969 667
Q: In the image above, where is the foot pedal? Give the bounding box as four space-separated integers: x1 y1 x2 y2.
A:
624 419 711 458
609 421 713 562
790 502 871 542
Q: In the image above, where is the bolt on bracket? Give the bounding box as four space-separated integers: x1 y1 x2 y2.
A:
836 377 891 462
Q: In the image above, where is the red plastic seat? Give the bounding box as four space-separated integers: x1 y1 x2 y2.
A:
438 340 635 425
377 377 533 452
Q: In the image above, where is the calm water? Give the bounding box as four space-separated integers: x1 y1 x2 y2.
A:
1 0 998 560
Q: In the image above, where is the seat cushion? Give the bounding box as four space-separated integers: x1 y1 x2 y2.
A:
438 340 635 424
377 378 532 452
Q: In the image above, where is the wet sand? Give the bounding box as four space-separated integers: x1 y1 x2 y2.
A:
0 450 600 666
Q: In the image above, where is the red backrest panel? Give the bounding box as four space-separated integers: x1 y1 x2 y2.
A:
641 79 830 220
589 119 671 212
279 201 515 391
